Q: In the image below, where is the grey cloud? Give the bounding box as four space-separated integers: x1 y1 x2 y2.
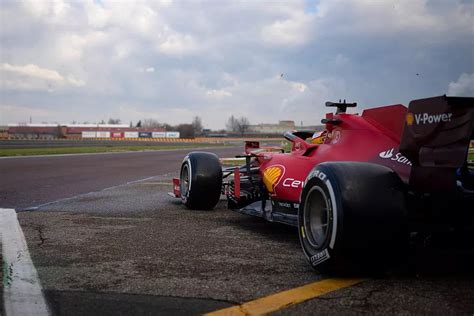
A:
448 73 474 96
1 0 472 128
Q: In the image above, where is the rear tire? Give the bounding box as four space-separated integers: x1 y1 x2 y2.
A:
298 162 407 274
180 152 223 210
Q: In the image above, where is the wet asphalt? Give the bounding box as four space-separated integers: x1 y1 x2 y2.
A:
1 149 474 315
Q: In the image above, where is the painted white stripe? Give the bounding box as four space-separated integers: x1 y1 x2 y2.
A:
1 208 50 316
325 180 338 249
21 175 160 211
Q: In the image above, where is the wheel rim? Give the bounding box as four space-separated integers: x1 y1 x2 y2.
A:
180 163 190 198
303 186 331 248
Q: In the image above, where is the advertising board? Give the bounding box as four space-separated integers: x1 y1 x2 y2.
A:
82 131 96 138
152 132 166 138
111 132 123 138
96 131 111 138
166 132 180 138
124 132 139 138
139 132 152 138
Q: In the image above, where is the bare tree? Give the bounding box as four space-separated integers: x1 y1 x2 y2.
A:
142 118 161 128
236 116 250 136
226 115 238 132
226 115 250 136
176 124 194 138
192 116 203 136
108 118 121 124
162 123 173 131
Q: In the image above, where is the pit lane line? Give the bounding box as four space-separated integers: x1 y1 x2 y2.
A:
205 278 365 316
1 208 50 316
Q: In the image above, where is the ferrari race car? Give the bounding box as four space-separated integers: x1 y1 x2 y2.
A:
171 95 474 273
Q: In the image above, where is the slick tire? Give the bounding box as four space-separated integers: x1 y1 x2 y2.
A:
298 162 407 274
180 152 223 210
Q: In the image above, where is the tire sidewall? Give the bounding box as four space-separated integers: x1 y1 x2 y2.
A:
179 152 223 210
298 166 343 271
180 156 192 204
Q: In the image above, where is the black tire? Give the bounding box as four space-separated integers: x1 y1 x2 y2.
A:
298 162 407 274
180 152 223 210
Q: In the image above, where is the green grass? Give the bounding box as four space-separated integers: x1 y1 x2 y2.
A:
0 144 228 157
281 140 292 153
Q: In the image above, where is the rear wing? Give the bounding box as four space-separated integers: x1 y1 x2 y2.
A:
400 95 474 192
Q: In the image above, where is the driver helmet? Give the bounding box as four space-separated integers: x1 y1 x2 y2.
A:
311 130 327 144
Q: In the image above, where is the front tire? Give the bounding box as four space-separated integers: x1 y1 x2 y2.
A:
298 162 407 273
180 152 223 210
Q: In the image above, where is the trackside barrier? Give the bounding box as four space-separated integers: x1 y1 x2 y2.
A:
85 137 282 143
1 137 283 144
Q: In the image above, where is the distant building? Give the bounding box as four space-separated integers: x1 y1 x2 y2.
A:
0 126 8 139
7 124 65 139
249 120 296 134
5 123 175 139
249 120 324 135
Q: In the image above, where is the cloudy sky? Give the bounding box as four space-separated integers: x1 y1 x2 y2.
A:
1 0 472 129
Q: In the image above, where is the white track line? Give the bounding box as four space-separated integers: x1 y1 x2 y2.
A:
20 174 166 211
1 208 50 316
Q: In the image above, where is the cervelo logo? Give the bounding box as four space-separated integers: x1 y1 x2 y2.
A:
379 148 412 166
407 112 452 126
262 165 285 193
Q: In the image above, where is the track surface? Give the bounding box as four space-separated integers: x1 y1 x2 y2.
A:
0 140 233 149
0 147 240 209
1 148 474 315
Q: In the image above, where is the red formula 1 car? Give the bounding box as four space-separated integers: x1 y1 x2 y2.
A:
171 95 474 272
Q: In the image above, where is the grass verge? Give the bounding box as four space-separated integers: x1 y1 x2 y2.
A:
0 144 228 157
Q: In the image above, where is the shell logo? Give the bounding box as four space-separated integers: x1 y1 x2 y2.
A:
263 165 285 193
406 112 414 126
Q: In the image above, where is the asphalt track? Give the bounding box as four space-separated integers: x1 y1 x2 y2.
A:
0 147 241 209
1 148 474 315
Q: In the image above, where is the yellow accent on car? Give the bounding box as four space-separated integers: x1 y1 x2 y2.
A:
263 166 282 193
406 112 414 126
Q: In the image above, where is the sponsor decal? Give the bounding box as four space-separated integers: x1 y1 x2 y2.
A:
278 201 292 208
308 169 327 181
262 165 285 193
276 201 299 209
407 112 452 125
379 148 412 166
310 249 330 266
379 148 394 159
282 178 304 188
